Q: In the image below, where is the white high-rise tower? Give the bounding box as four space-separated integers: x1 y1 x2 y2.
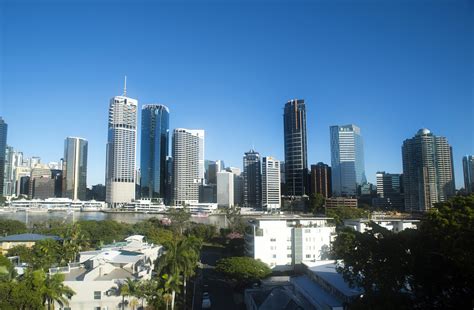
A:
105 79 138 207
172 129 205 206
262 156 281 210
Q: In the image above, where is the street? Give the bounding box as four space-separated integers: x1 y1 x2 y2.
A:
192 245 245 310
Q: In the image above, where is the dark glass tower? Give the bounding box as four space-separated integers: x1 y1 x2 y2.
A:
243 149 262 208
283 99 308 196
0 117 7 197
140 104 170 200
63 137 88 200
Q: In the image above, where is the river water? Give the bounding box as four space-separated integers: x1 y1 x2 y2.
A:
0 211 228 229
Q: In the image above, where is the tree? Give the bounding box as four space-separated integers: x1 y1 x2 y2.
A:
42 272 75 310
118 278 139 310
167 208 191 235
215 257 271 288
326 206 370 226
0 219 27 236
333 195 474 309
225 206 245 233
61 223 89 264
308 193 325 214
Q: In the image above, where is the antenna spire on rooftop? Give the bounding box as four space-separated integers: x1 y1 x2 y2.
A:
123 75 127 96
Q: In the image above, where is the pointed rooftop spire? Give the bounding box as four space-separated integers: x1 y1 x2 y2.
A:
123 75 127 96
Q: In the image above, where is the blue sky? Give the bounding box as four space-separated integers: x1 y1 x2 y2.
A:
1 0 473 188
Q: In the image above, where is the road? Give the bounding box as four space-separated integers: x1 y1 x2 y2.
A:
192 245 245 310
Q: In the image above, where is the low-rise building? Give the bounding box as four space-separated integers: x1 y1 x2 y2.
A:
343 218 419 233
325 197 358 208
245 261 363 310
245 216 335 270
0 233 61 254
51 235 162 310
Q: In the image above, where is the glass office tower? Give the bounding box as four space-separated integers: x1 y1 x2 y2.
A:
0 118 7 196
63 137 88 200
330 124 366 196
283 99 308 196
140 104 170 200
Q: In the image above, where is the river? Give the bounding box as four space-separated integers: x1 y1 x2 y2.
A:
0 210 228 229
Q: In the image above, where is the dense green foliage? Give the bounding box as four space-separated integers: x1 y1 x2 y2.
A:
326 206 370 226
216 257 271 285
308 193 325 214
333 195 474 309
0 218 27 235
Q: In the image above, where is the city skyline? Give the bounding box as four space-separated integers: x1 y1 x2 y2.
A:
1 1 472 188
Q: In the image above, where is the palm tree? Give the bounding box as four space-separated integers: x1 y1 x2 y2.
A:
161 273 182 310
62 223 89 264
42 272 75 310
156 236 201 310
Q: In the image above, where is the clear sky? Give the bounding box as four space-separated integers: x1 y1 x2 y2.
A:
1 0 473 188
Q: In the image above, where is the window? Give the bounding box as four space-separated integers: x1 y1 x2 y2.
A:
270 238 276 242
272 254 277 258
306 254 311 258
305 229 311 233
94 291 101 300
287 254 292 258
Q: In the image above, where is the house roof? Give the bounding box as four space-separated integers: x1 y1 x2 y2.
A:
0 233 61 242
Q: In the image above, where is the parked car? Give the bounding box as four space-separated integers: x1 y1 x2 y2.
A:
202 292 211 309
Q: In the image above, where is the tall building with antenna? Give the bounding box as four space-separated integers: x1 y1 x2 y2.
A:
105 78 138 207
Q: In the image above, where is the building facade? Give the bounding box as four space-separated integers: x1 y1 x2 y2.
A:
463 155 474 193
283 99 308 196
0 117 7 196
402 129 455 212
243 149 262 209
310 162 332 198
105 93 138 207
245 216 335 270
373 171 404 210
140 104 170 200
226 167 243 206
330 124 366 197
63 137 88 200
217 171 234 207
3 146 14 196
262 157 281 210
172 129 204 206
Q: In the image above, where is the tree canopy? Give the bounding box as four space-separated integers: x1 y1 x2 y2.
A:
216 257 271 285
333 194 474 309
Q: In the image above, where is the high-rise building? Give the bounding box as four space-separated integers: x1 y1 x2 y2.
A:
217 171 234 207
51 169 63 198
463 155 474 193
330 124 366 196
140 104 170 200
310 163 332 198
3 146 14 196
29 164 53 199
105 85 138 207
63 137 88 200
262 157 281 210
373 172 404 210
172 129 204 206
402 129 455 212
0 117 7 196
243 149 262 208
283 99 308 196
226 167 243 206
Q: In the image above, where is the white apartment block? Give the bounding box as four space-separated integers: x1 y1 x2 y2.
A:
245 216 336 271
344 218 419 233
105 95 138 207
172 129 205 206
262 157 281 210
51 235 162 310
217 171 234 207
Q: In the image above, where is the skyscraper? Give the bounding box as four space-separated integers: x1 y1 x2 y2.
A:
3 146 14 196
283 99 308 196
243 149 262 208
310 162 332 198
0 117 7 196
63 137 88 200
373 171 404 210
402 129 455 212
140 104 170 200
330 124 366 196
172 129 204 206
262 157 281 210
226 167 243 206
463 155 474 193
105 84 138 207
217 171 234 207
